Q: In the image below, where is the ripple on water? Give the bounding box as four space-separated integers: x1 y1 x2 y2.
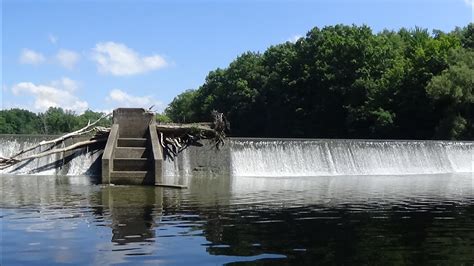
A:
1 173 474 265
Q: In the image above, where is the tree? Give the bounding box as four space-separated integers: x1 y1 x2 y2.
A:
0 108 42 134
75 110 111 130
165 89 198 123
0 108 110 135
165 23 472 140
156 113 172 123
190 52 267 136
427 48 474 139
39 107 78 134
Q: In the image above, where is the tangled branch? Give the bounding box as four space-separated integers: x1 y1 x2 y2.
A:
1 110 228 168
157 111 228 159
0 114 111 169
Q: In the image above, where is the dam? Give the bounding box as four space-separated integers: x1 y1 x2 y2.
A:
1 135 472 182
1 131 473 264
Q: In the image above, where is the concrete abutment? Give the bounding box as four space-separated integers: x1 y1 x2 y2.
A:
102 108 163 186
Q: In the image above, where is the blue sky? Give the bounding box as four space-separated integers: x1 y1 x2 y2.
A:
1 0 473 114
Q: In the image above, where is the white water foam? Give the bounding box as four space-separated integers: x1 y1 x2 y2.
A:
0 136 101 176
2 136 472 178
230 139 474 177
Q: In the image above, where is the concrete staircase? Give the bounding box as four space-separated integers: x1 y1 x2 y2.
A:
102 108 162 185
110 137 153 184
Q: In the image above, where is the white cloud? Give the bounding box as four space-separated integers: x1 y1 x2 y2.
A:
50 77 79 92
287 35 302 43
106 89 164 111
91 42 168 76
56 49 80 69
11 78 88 113
19 49 46 65
95 108 114 115
464 0 474 7
49 34 58 45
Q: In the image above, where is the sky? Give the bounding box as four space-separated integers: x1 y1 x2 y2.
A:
1 0 473 114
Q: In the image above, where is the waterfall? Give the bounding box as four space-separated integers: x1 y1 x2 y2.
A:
229 139 473 177
0 135 102 176
1 135 472 177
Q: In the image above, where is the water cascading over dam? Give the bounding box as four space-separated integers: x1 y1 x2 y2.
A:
229 139 473 177
1 136 472 178
0 135 102 176
161 138 473 179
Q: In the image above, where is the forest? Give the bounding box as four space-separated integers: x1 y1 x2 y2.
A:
2 24 473 140
166 24 473 140
0 108 111 135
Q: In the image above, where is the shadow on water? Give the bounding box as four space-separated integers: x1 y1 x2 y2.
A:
95 186 162 246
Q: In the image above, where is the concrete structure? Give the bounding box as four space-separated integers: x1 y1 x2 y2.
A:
0 134 103 176
99 186 163 244
102 108 163 185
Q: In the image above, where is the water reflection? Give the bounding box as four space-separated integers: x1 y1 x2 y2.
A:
179 173 474 265
1 173 473 265
97 186 162 246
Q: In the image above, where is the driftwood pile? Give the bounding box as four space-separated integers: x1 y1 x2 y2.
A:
157 111 227 158
0 111 228 169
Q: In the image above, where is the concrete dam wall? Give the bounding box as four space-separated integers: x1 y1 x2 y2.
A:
1 135 472 179
228 139 473 177
0 134 103 176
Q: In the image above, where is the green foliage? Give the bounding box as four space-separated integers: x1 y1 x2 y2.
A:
0 107 111 134
427 48 474 104
165 89 198 123
458 23 474 49
435 114 468 140
166 24 472 140
40 107 76 134
0 108 42 134
75 110 112 130
3 24 471 140
426 48 474 139
156 113 172 123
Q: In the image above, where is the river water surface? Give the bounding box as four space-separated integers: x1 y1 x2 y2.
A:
1 173 473 265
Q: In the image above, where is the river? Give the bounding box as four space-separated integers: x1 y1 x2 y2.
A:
1 173 473 265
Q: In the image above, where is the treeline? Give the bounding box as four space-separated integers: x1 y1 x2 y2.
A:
0 107 111 135
166 24 473 140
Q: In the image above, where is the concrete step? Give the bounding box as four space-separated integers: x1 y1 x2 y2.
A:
117 138 147 147
113 158 150 171
115 147 149 158
110 171 151 185
110 170 148 178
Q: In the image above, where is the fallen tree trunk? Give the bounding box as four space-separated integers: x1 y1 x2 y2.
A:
0 111 227 168
0 138 107 170
10 113 111 159
155 123 215 134
1 113 111 169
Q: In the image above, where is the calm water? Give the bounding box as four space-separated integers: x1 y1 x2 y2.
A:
1 173 473 265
